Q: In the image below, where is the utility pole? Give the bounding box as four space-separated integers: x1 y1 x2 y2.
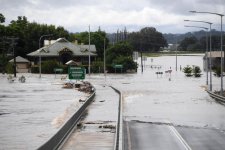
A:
7 37 18 77
88 25 91 75
104 38 106 82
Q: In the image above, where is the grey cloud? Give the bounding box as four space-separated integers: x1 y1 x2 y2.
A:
0 0 32 9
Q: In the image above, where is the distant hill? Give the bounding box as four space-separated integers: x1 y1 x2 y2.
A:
107 29 223 45
163 29 222 44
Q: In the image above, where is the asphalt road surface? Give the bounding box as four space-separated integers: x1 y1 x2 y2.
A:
123 120 225 150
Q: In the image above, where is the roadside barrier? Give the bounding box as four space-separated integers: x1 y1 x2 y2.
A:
110 86 123 150
37 89 95 150
207 90 225 104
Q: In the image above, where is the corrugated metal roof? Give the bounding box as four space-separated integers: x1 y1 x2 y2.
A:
27 38 97 57
9 56 30 63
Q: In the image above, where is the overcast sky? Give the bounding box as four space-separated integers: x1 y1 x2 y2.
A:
1 0 225 33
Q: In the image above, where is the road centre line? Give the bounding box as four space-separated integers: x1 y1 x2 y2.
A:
126 121 132 150
169 125 192 150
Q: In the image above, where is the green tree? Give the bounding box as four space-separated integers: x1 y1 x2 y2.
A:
74 30 109 60
183 65 193 77
0 13 5 23
106 42 137 72
1 16 71 58
128 27 167 52
179 36 199 51
192 66 202 77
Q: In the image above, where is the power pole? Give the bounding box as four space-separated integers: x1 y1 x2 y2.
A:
7 37 18 77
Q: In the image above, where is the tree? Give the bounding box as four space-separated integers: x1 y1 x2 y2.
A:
183 65 193 77
179 36 199 51
74 30 109 60
192 66 202 77
106 42 137 72
128 27 167 52
0 13 5 23
0 16 72 59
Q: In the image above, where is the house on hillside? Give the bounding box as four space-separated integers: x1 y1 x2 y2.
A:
27 38 97 65
9 56 30 73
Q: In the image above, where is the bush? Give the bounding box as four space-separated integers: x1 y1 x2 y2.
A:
41 60 60 74
183 65 193 77
183 65 202 77
31 66 39 73
192 66 202 77
91 61 104 73
213 67 221 77
5 62 14 74
106 42 137 73
106 56 137 73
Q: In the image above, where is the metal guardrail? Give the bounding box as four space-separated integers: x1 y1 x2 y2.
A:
207 90 225 104
110 86 123 150
37 90 96 150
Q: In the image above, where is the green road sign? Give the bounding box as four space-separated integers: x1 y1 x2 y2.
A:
68 67 85 80
114 64 123 69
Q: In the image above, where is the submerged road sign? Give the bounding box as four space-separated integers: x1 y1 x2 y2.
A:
68 67 85 80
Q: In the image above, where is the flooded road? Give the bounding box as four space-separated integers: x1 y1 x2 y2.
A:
0 54 225 149
61 85 119 150
0 74 88 150
86 54 225 150
104 55 225 150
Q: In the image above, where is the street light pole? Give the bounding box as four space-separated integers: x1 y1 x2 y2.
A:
39 34 53 78
184 19 212 91
175 36 177 71
189 11 224 95
88 25 91 76
184 25 209 86
104 38 106 81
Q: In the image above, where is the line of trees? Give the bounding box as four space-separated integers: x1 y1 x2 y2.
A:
107 27 168 52
0 14 111 72
0 14 167 73
128 27 168 52
178 34 225 51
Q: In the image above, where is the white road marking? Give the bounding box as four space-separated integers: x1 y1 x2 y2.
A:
169 125 192 150
126 121 132 150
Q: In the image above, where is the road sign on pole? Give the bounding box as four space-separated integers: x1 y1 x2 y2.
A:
68 67 86 80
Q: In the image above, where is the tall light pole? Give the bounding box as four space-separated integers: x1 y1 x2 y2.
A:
39 34 53 78
184 19 213 91
88 25 91 75
104 38 106 82
175 36 177 71
184 25 209 86
189 11 224 95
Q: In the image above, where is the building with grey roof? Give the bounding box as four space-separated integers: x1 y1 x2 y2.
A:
9 56 30 73
27 38 97 65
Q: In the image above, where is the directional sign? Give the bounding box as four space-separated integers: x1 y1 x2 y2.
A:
114 64 123 69
68 67 85 80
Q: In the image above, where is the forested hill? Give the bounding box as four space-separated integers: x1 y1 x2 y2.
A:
107 29 223 45
163 29 222 44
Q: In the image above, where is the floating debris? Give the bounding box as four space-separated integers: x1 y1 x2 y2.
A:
18 75 26 83
99 124 116 129
78 81 94 93
7 75 14 83
79 99 86 102
62 82 74 89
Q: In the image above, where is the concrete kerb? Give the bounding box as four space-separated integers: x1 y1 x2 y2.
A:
110 86 123 150
207 90 225 104
37 87 96 150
